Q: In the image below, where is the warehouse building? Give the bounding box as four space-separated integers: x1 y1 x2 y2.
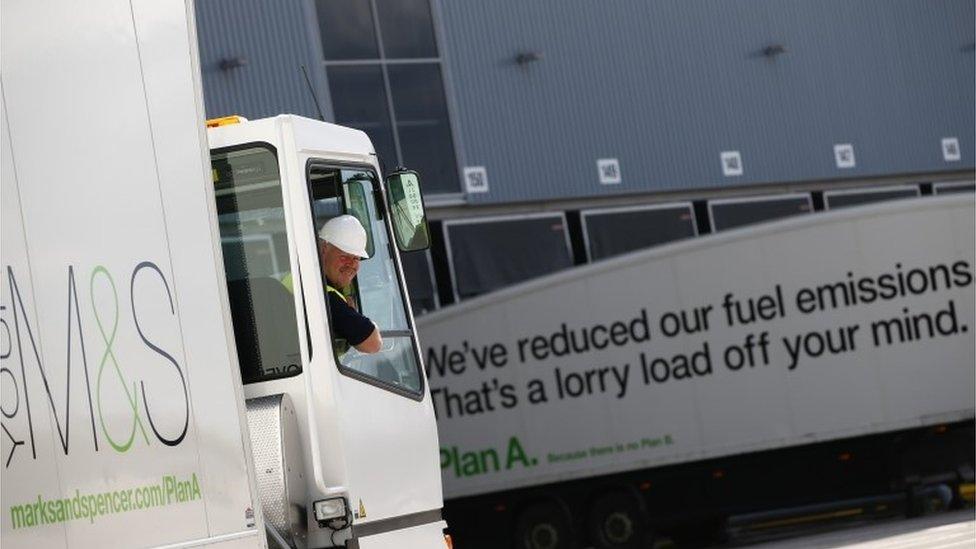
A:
195 0 975 315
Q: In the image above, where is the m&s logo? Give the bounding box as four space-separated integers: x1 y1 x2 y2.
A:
1 262 190 468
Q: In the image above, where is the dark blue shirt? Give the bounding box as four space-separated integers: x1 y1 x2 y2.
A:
327 292 374 346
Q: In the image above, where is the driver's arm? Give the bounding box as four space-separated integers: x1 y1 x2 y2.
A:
354 325 382 353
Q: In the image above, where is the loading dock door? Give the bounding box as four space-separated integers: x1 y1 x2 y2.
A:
581 203 697 262
444 213 572 300
824 185 919 209
709 194 812 232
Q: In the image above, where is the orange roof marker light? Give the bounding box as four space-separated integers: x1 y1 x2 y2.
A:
206 115 248 128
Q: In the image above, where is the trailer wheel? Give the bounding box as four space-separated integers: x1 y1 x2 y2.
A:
586 490 650 548
514 500 576 549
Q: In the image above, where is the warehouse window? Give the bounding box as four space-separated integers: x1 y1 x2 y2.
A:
326 65 397 168
375 0 438 57
708 194 812 232
582 203 697 262
314 0 378 59
445 214 573 301
316 0 459 195
933 181 976 195
401 250 439 315
824 185 919 209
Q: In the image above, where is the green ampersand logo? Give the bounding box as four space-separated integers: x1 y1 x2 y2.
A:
92 266 148 452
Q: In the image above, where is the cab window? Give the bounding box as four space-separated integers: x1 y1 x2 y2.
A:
308 163 423 396
212 145 303 383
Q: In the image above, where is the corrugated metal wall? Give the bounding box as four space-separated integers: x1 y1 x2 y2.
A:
195 0 974 204
195 0 330 121
439 0 974 203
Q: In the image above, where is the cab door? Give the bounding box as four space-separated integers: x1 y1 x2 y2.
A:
293 159 444 544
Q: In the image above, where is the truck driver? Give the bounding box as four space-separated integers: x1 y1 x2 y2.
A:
318 215 383 354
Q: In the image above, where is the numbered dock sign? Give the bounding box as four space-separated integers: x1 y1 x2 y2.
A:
721 151 743 177
597 158 621 185
834 143 856 169
942 137 961 162
464 166 489 194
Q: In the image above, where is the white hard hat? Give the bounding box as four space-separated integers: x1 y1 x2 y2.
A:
319 215 369 258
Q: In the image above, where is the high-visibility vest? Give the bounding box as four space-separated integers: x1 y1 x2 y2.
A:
280 271 294 293
281 274 352 357
326 284 345 299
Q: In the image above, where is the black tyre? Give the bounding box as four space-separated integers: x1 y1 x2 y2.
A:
586 490 652 549
514 499 577 549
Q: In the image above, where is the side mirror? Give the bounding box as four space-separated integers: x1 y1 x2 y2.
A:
385 170 430 252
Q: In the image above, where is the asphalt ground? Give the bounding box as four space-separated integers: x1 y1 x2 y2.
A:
745 509 975 549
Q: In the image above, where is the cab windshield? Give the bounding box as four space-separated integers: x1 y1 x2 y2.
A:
308 163 422 396
212 145 302 383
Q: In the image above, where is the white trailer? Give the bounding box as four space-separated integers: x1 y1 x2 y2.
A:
1 1 445 548
419 195 976 548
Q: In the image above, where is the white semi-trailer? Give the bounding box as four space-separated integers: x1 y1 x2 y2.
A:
2 1 445 548
419 196 975 548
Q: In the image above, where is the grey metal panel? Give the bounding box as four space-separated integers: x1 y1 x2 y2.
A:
193 0 974 203
437 0 975 204
246 394 308 548
195 0 331 120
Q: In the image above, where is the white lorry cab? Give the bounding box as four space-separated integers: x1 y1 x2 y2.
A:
208 115 446 548
1 1 446 547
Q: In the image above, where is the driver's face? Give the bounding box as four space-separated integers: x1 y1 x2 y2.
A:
321 242 361 288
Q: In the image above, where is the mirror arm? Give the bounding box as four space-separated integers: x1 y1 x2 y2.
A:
374 185 386 221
